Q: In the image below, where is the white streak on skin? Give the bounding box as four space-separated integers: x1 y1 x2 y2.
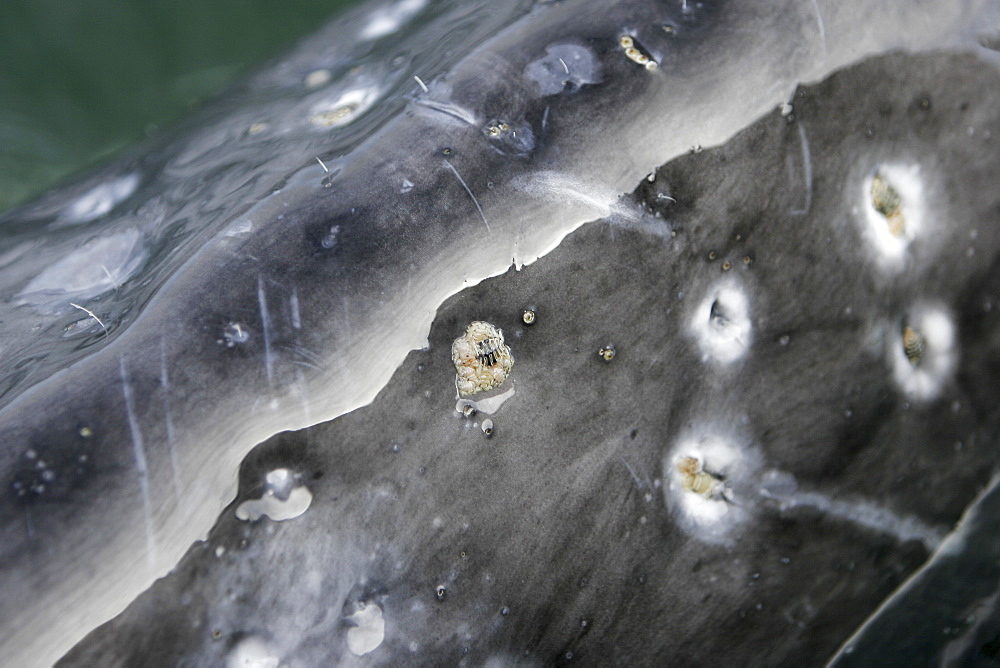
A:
159 339 182 505
541 105 550 131
413 98 477 126
618 455 646 490
760 481 944 548
810 0 827 50
442 159 491 232
119 358 157 572
414 75 429 92
100 264 115 287
790 122 813 215
289 287 301 330
257 275 274 389
294 368 312 424
513 171 625 221
281 344 321 367
316 156 329 173
341 294 351 348
558 57 569 73
69 302 108 338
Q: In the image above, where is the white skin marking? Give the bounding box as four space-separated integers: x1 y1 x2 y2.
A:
618 455 646 489
257 275 274 390
119 357 157 572
810 0 827 50
289 286 301 330
442 160 490 232
790 122 813 215
159 338 182 504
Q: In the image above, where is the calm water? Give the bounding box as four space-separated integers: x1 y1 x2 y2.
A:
0 0 360 213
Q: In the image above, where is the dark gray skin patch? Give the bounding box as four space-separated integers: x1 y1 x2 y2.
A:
61 51 1000 665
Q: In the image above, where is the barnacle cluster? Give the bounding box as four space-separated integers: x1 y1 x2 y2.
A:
451 321 514 396
619 35 658 70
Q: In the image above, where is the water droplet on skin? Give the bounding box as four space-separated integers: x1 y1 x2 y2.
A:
435 585 447 601
501 606 510 616
235 469 312 522
58 173 140 225
18 229 147 309
482 419 494 437
79 426 93 438
598 345 616 362
305 69 332 88
344 601 385 656
522 309 537 325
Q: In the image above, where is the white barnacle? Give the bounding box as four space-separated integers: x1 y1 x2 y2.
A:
451 321 513 397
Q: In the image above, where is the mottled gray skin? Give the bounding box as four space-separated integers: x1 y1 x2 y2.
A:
62 52 1000 665
1 0 999 665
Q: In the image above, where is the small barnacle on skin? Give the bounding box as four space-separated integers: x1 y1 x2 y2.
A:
677 456 727 499
902 325 926 366
871 173 906 237
452 321 514 397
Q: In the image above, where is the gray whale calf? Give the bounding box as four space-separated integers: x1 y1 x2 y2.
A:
2 0 1000 665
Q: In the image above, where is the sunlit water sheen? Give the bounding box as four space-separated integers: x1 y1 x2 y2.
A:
0 0 533 410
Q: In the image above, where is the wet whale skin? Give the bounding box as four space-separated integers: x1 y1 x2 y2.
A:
0 0 999 665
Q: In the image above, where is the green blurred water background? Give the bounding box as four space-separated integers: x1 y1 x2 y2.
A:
0 0 360 213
